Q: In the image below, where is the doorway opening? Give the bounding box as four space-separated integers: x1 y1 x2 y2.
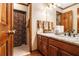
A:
13 9 30 56
13 3 32 56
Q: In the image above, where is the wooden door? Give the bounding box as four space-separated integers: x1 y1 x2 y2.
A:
61 11 73 32
0 32 7 56
67 11 73 32
48 45 58 56
61 13 68 32
0 3 13 56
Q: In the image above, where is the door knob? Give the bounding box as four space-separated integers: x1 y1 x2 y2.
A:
7 30 16 35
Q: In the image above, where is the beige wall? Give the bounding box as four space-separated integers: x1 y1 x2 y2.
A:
14 3 79 51
31 3 62 50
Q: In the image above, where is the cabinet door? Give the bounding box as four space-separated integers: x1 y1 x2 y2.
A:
48 45 58 56
37 35 48 56
59 50 72 56
41 42 48 56
37 35 42 52
38 39 42 52
0 44 6 56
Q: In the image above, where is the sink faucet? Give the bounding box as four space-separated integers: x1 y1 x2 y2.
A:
68 32 71 36
72 29 75 37
64 29 76 37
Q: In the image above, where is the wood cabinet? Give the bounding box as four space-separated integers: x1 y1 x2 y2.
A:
61 11 73 32
48 45 58 56
37 35 42 52
37 34 79 56
48 38 72 56
41 42 48 55
37 35 48 56
59 50 72 56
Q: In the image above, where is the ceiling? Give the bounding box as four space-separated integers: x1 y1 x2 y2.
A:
57 3 73 8
19 3 78 10
55 3 77 9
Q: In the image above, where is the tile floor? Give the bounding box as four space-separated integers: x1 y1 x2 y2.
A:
26 51 42 56
13 44 30 56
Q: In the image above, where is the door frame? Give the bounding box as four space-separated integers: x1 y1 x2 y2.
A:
7 3 14 56
28 3 32 52
19 3 32 52
13 3 32 52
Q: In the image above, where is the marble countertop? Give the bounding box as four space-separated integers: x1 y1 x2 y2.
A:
37 32 79 46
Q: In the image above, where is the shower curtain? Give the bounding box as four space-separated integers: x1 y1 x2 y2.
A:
14 10 26 47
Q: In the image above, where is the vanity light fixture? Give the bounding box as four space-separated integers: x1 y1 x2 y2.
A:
47 3 62 8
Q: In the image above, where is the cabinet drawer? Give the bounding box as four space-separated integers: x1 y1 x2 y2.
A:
41 36 48 44
49 38 79 55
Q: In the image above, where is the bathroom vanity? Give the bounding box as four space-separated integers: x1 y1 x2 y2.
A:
37 33 79 56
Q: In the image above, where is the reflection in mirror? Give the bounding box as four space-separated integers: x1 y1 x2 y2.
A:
56 11 73 32
56 11 62 25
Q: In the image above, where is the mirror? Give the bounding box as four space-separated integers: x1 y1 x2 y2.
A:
56 10 73 32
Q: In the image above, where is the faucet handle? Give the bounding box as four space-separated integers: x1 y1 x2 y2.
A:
72 29 75 33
